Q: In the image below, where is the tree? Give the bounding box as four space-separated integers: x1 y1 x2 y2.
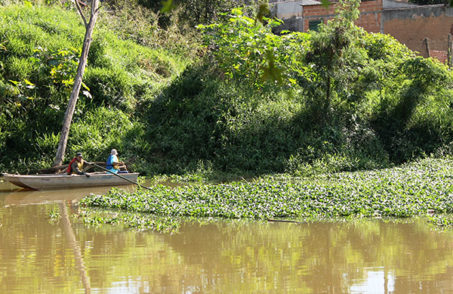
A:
304 0 361 123
53 0 101 167
198 6 306 90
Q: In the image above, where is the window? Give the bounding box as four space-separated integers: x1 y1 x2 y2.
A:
308 19 322 31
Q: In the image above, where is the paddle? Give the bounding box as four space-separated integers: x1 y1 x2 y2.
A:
86 161 153 191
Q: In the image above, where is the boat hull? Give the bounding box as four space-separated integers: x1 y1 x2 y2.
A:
2 172 139 190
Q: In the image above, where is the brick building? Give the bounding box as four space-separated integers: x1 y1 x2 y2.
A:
270 0 382 33
270 0 453 63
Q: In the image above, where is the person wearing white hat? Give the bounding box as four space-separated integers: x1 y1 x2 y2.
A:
106 149 122 174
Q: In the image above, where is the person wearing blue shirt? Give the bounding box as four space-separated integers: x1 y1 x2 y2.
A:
106 149 122 174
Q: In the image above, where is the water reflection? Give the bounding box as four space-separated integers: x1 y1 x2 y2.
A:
350 268 395 294
0 184 452 293
1 185 135 207
59 202 91 293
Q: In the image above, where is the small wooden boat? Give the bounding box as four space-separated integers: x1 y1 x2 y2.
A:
2 172 139 190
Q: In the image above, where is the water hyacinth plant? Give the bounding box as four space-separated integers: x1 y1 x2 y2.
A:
79 157 453 232
77 209 181 233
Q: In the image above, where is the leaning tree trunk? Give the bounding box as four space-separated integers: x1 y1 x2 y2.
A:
53 0 100 167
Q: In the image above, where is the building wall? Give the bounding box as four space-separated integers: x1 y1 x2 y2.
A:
383 6 453 57
270 1 453 62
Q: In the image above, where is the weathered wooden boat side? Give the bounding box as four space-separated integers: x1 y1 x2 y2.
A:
2 172 139 190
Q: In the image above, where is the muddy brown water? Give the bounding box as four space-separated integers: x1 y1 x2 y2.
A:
0 181 452 293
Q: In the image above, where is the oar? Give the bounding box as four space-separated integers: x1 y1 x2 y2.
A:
86 161 153 191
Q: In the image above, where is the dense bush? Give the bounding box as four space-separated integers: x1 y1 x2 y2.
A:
371 57 453 162
138 4 452 175
141 61 391 175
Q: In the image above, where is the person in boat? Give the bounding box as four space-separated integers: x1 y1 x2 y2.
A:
66 152 89 175
106 149 127 174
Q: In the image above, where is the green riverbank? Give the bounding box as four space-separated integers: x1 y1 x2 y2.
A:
2 3 453 178
78 157 453 232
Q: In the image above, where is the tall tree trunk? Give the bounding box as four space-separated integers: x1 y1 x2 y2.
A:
53 0 100 167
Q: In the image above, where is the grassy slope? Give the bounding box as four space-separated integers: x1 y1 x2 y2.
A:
0 4 187 84
0 4 191 171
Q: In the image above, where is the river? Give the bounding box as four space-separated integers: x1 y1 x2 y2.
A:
0 181 452 293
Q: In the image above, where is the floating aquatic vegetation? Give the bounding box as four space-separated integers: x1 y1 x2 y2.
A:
48 209 61 224
427 214 453 230
77 208 181 233
80 158 453 231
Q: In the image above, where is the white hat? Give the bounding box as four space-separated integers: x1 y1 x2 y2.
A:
111 149 118 155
